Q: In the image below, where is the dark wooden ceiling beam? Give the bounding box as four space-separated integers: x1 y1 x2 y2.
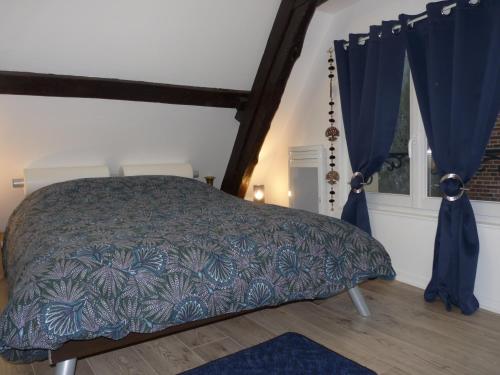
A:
221 0 320 196
0 71 249 109
316 0 330 7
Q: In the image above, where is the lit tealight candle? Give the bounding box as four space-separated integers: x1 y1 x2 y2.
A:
253 185 265 203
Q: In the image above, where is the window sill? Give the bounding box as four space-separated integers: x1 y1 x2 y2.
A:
367 202 500 228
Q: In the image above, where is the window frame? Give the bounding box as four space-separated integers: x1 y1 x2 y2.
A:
365 76 417 210
417 125 500 222
366 73 500 226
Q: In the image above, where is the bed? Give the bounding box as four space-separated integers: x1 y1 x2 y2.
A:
0 175 395 374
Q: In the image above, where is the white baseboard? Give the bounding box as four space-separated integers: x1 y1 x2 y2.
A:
395 273 500 315
476 296 500 315
395 271 428 290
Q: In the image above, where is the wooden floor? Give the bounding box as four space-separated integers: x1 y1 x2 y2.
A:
1 280 499 375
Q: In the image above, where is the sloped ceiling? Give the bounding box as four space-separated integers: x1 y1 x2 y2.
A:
0 0 281 228
0 0 281 89
317 0 362 14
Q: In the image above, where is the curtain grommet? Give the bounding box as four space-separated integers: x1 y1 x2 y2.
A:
441 7 452 16
392 26 402 34
440 173 467 202
349 171 366 194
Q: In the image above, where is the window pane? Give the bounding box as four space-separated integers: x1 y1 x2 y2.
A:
427 115 500 202
365 57 410 195
427 151 441 198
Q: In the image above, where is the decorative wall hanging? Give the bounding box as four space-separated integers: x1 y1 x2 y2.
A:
325 48 340 211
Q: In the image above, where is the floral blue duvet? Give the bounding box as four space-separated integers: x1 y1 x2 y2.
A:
0 176 395 362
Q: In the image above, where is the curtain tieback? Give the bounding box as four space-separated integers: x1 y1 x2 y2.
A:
349 171 366 194
440 173 469 202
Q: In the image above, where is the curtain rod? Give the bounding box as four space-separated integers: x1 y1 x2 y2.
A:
342 0 479 48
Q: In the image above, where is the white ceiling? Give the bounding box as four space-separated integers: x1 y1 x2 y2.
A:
0 0 281 90
318 0 362 14
0 0 296 228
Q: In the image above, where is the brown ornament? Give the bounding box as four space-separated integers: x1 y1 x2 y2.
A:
326 170 339 184
325 126 340 142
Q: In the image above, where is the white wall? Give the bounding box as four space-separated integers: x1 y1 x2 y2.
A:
245 9 335 205
0 97 238 227
251 0 500 314
0 0 281 228
0 0 280 89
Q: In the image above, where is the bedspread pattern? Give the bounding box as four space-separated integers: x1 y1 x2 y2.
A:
0 176 395 362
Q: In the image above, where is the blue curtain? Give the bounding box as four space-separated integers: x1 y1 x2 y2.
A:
334 23 406 235
400 0 500 314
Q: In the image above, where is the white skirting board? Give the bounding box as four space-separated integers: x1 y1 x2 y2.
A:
369 208 500 316
395 272 500 315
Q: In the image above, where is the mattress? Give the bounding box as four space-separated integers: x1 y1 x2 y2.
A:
0 176 395 362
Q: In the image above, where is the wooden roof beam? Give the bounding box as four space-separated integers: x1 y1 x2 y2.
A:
0 70 249 109
221 0 320 196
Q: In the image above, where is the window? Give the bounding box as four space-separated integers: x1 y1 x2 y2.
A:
427 117 500 202
365 57 411 196
362 62 500 222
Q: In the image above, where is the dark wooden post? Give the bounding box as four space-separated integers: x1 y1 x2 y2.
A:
221 0 322 197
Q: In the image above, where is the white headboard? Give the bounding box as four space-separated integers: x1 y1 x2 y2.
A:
122 163 193 178
24 165 110 195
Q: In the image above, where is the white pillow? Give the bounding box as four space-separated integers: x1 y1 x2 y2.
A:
122 163 193 178
24 165 110 195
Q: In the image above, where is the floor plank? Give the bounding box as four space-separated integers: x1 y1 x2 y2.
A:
214 315 275 347
284 300 467 375
362 280 500 334
87 346 158 375
317 292 500 374
380 367 414 375
32 359 94 375
132 335 203 375
0 359 34 375
176 324 226 349
1 280 499 375
246 305 376 367
192 337 243 362
360 287 500 353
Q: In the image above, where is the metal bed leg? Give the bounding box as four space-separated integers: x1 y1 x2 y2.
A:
55 358 76 375
348 286 371 317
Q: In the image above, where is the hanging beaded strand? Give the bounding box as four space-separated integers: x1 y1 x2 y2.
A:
325 48 340 211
